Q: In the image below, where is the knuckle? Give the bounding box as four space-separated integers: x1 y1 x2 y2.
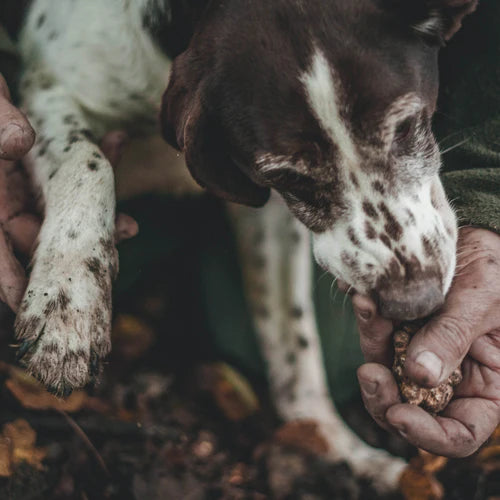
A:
431 314 473 358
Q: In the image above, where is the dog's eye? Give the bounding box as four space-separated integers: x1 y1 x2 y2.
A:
394 118 414 144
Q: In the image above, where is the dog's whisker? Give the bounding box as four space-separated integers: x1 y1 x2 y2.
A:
440 137 471 155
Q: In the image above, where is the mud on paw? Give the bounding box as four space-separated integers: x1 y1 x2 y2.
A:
14 251 115 396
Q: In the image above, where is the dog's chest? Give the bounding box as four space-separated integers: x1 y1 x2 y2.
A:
21 0 173 133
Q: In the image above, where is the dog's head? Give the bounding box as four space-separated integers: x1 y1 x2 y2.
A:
161 0 478 320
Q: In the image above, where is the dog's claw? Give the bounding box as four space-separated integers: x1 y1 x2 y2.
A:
89 351 100 378
16 340 34 362
47 383 73 399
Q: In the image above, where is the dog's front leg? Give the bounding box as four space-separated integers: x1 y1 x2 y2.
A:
228 194 406 492
15 80 116 395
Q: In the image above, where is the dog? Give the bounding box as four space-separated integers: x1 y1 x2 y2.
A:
14 0 477 492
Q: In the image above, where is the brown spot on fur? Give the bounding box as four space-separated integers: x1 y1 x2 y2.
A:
365 221 377 240
422 236 436 258
347 227 361 247
42 343 60 355
290 306 303 318
85 257 103 278
372 181 385 195
362 201 378 220
14 315 42 339
380 234 392 249
378 202 403 241
406 209 416 226
297 336 309 349
350 173 360 188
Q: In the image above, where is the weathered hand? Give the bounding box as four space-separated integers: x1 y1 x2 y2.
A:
355 227 500 457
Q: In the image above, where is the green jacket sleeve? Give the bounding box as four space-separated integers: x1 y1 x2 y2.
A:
436 0 500 232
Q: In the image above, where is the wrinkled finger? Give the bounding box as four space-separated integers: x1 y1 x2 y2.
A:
115 213 139 244
4 213 41 255
405 312 481 387
0 75 35 160
357 363 401 432
100 130 129 168
386 397 500 457
353 294 394 366
0 230 27 312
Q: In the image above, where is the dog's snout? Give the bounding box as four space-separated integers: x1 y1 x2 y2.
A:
376 279 444 321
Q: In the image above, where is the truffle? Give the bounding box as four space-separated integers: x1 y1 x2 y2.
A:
392 323 462 414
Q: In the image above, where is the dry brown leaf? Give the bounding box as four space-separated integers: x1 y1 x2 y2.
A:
399 466 444 500
0 419 46 477
399 450 447 500
112 314 155 360
477 424 500 471
478 444 500 462
6 366 87 412
203 363 259 421
419 450 448 474
273 420 329 456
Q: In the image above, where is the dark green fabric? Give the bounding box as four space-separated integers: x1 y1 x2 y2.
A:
0 25 20 94
436 0 500 232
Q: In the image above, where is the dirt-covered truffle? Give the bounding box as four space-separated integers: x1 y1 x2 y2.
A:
392 323 462 414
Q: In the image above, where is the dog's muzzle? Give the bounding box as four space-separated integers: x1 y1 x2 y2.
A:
374 278 445 321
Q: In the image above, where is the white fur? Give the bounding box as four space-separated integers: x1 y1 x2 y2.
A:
228 195 405 490
301 48 358 166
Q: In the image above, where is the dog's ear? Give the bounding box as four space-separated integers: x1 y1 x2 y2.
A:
412 0 479 42
383 0 478 43
161 53 270 208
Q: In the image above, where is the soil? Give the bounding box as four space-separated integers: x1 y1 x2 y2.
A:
0 287 497 500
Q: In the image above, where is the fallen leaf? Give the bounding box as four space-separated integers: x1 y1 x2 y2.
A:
419 450 448 474
399 450 447 500
0 419 47 477
112 314 155 360
476 425 500 472
399 466 444 500
273 420 329 456
202 363 259 421
6 366 87 412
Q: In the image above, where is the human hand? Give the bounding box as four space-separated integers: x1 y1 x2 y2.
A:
355 227 500 457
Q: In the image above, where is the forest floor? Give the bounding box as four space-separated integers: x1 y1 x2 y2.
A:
0 285 498 500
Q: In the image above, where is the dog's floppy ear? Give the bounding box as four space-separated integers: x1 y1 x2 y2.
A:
413 0 479 42
161 53 270 208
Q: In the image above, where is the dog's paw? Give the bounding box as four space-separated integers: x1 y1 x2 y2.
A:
14 247 116 396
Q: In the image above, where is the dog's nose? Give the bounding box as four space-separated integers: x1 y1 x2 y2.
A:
375 279 444 321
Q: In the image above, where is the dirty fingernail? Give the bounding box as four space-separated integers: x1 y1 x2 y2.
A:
414 351 443 383
357 309 372 322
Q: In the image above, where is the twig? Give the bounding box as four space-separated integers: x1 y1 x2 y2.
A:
57 409 110 477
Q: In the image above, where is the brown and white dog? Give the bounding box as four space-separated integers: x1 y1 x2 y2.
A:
14 0 477 491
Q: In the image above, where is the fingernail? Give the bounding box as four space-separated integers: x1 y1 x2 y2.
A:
357 310 372 322
0 123 23 149
361 380 378 396
393 424 408 439
414 351 443 383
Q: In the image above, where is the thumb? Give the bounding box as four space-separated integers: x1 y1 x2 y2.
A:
0 75 35 160
405 312 476 387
